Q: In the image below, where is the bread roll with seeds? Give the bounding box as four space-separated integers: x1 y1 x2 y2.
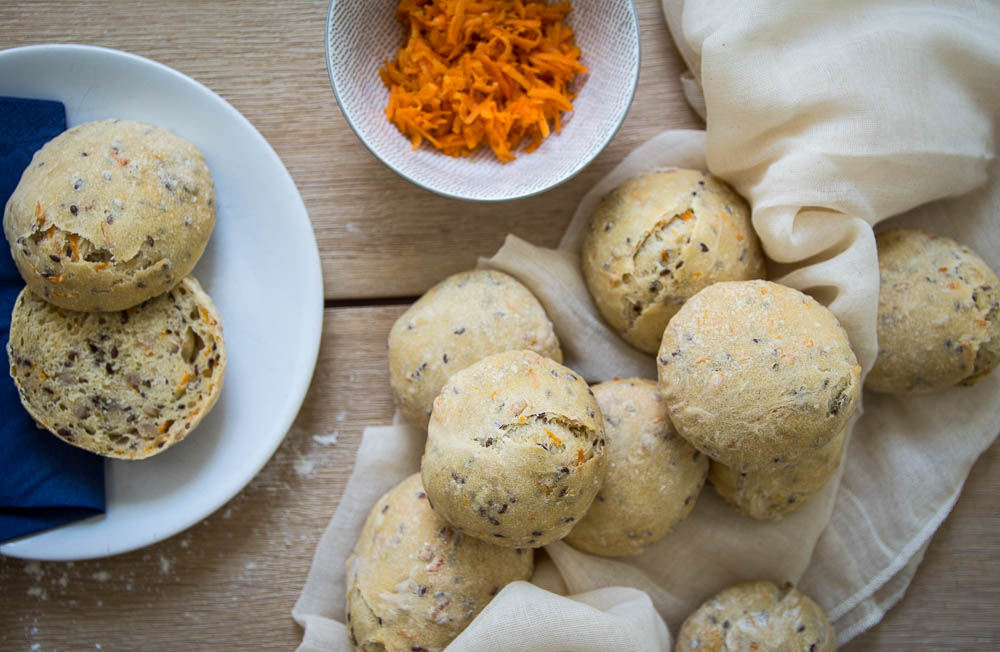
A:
388 269 562 430
7 276 225 459
867 228 1000 393
421 350 606 548
564 378 708 557
346 474 533 652
3 119 215 311
675 581 835 652
710 427 848 521
657 280 861 473
581 169 765 353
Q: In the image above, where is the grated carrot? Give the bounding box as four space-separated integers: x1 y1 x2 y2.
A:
199 306 217 326
68 233 80 261
379 0 587 163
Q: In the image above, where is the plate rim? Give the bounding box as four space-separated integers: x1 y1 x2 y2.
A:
0 43 325 561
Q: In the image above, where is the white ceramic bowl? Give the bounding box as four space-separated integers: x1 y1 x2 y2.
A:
325 0 640 201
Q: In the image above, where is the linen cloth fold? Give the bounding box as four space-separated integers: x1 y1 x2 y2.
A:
295 0 1000 648
293 421 673 652
0 97 106 545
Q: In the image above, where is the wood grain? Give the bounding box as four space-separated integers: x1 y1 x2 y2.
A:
844 440 1000 651
0 0 701 301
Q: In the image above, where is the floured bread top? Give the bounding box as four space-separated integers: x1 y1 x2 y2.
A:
3 119 215 311
564 378 708 557
658 280 861 473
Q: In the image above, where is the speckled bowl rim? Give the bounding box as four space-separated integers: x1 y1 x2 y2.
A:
324 0 641 202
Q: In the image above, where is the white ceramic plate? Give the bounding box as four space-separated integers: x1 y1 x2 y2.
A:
0 45 324 560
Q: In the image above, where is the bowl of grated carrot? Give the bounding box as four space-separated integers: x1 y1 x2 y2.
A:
325 0 640 201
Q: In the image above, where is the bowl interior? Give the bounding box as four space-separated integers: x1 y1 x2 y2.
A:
326 0 639 201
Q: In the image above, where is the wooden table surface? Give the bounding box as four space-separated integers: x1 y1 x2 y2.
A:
1 2 997 650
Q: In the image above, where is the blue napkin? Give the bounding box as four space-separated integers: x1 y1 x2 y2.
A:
0 97 105 544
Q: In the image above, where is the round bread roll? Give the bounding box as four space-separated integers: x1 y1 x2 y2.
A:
346 474 534 652
388 269 562 430
675 581 835 652
657 280 861 473
710 427 848 521
867 228 1000 393
421 350 606 548
581 169 765 353
7 276 225 459
3 119 215 311
564 378 708 557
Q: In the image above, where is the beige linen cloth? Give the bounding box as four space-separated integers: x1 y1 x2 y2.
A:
295 0 1000 649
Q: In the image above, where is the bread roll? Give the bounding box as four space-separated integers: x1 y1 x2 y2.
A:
421 350 606 547
564 378 707 556
346 474 534 652
4 119 215 311
676 580 835 652
388 270 561 429
867 228 1000 393
581 169 764 353
7 276 225 459
657 280 860 473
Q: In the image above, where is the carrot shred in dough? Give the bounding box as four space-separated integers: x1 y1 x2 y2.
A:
379 0 587 163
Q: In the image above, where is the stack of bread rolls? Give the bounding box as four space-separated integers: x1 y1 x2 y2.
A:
345 169 999 651
4 119 226 460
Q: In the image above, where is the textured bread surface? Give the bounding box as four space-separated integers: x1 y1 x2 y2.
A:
3 119 215 311
422 350 606 548
7 276 225 459
867 228 1000 393
675 580 835 652
564 378 707 557
581 169 765 353
388 269 561 430
657 280 861 473
345 474 534 652
710 427 848 521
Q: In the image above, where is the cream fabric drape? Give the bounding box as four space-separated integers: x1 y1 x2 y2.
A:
294 1 1000 648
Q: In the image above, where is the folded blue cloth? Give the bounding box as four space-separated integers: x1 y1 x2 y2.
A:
0 97 105 544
